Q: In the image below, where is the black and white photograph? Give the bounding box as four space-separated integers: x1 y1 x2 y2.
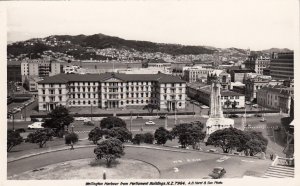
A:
2 0 299 185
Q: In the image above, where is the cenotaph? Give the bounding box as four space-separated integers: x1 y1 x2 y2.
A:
205 80 234 135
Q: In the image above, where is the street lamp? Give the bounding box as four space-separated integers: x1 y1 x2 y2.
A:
71 124 74 133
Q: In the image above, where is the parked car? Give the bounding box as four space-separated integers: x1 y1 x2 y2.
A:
75 117 87 121
201 105 209 109
208 149 217 153
252 104 259 108
228 114 239 118
260 118 266 122
254 113 262 117
208 167 226 179
28 122 44 129
145 120 155 125
245 101 252 105
159 115 167 119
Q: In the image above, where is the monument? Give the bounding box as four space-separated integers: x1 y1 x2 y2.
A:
205 80 234 135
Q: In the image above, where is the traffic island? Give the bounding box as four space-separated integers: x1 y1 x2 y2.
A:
8 158 160 180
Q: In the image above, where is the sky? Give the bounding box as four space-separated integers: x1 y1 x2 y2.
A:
5 0 299 50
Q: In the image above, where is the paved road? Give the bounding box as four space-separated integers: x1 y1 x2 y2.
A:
7 145 271 179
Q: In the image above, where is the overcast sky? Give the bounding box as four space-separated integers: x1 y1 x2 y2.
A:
6 0 299 50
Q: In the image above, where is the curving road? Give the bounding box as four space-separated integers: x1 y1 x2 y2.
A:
8 145 272 179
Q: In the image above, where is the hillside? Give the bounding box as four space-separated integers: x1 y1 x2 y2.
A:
7 33 216 59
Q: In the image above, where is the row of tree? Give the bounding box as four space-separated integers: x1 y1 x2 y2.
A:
207 127 268 156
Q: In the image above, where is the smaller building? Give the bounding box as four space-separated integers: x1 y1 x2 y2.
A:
207 71 231 90
257 85 293 113
187 83 245 108
229 69 255 83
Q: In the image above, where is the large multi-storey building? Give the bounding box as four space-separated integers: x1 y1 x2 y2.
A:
257 85 293 113
7 61 22 82
38 73 186 111
21 59 61 82
245 56 270 75
270 52 294 80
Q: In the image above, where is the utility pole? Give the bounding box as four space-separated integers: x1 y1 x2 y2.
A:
174 100 177 126
12 114 15 131
91 104 93 121
24 105 27 121
130 111 132 132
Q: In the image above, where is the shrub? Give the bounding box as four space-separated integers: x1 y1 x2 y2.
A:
143 132 154 144
7 130 23 152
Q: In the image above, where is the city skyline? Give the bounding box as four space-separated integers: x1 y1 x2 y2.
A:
6 0 298 50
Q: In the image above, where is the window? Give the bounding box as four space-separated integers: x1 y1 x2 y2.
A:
235 96 239 99
59 96 62 101
141 100 144 103
43 104 46 108
83 94 85 98
42 97 45 102
179 102 182 107
127 100 129 104
77 94 80 98
93 101 96 104
83 101 86 105
73 101 75 105
131 100 134 104
88 101 91 104
137 100 139 104
141 93 144 97
121 101 123 105
146 100 149 103
59 84 61 88
59 90 62 94
78 101 81 105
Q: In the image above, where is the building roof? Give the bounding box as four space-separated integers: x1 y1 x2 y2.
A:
7 60 22 66
38 72 186 84
188 83 244 96
231 69 255 73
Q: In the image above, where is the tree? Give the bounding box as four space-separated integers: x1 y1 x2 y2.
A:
26 129 54 148
88 127 105 144
243 131 268 156
206 127 247 153
143 132 154 144
132 134 144 145
7 130 23 152
171 123 205 149
94 138 125 167
105 127 132 142
100 117 127 129
154 127 172 145
65 132 79 150
42 106 74 137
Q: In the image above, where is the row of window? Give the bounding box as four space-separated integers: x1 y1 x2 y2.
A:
221 96 240 100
